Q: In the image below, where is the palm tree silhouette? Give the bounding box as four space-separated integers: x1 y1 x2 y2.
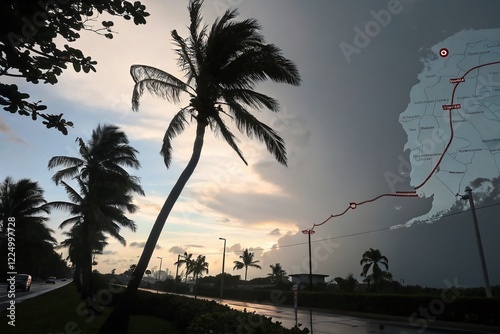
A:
360 248 389 287
174 251 193 282
48 124 143 304
189 254 209 298
268 263 287 283
0 177 56 278
233 249 262 281
58 221 108 292
100 1 300 331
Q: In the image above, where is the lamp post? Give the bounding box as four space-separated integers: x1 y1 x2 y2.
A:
219 237 226 299
157 256 163 284
175 254 181 282
302 229 315 292
460 187 492 298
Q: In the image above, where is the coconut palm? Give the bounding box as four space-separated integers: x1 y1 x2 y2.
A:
48 124 143 195
360 248 390 287
233 249 262 281
0 177 57 279
57 217 109 292
49 177 138 301
100 1 300 331
333 273 358 292
188 254 209 298
48 124 143 303
174 251 193 282
268 263 287 283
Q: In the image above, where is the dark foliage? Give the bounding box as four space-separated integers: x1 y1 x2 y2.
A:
0 0 149 133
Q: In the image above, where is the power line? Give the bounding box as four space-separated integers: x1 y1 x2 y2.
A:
196 201 500 258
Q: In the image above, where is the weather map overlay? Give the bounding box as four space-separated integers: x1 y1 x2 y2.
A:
400 28 500 226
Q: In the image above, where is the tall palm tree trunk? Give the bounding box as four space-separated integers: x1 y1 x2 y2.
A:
73 266 82 292
99 120 207 334
81 220 93 301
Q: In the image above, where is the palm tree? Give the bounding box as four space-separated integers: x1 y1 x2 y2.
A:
48 124 143 303
360 248 390 288
174 251 193 282
57 217 109 292
333 273 358 292
188 254 209 298
100 1 300 331
49 177 138 301
268 263 287 283
233 249 262 281
0 177 57 279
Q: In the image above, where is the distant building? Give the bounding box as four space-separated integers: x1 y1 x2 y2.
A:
289 274 329 288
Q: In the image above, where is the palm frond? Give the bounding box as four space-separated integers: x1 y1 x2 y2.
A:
210 113 248 165
227 100 287 166
130 65 189 111
218 44 301 88
59 216 83 230
161 106 191 168
221 89 279 111
233 261 244 270
187 0 208 69
171 29 200 84
47 156 84 170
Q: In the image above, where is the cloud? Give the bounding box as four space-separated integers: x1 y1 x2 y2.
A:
168 246 185 254
130 241 161 249
101 258 129 265
228 243 242 253
268 228 281 236
101 250 117 255
249 247 264 254
185 244 204 248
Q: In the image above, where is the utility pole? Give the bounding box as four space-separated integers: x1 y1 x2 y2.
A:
461 187 492 298
157 256 163 293
219 237 226 299
302 229 315 291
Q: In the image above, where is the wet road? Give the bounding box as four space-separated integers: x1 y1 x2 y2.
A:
216 299 478 334
139 288 498 334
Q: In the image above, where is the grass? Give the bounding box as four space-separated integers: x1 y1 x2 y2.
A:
0 283 181 333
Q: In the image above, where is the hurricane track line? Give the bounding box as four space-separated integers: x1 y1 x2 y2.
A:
308 60 500 231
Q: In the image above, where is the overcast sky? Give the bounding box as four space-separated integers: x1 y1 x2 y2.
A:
1 0 499 289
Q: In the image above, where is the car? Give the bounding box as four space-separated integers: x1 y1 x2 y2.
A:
46 276 56 284
61 278 67 281
14 274 32 291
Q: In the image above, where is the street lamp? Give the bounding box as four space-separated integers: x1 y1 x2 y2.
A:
219 237 226 299
157 256 163 282
175 254 181 282
459 187 492 298
302 229 315 292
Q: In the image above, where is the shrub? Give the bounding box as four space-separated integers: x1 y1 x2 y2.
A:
186 309 309 334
